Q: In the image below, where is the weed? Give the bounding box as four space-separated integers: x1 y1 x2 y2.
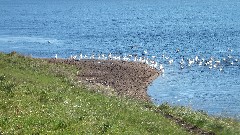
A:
99 122 111 134
38 90 48 103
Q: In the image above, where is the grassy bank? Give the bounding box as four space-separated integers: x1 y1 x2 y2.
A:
0 52 239 134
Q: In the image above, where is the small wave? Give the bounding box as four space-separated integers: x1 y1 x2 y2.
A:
0 35 62 44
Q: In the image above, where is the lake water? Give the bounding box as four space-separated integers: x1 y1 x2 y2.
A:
0 0 239 119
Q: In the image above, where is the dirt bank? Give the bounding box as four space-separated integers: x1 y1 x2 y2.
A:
49 58 160 101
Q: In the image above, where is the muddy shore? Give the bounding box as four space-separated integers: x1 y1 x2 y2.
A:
49 58 161 101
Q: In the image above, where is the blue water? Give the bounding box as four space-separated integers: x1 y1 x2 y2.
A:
0 0 239 119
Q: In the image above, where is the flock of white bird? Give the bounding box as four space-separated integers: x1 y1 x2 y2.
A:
54 51 239 73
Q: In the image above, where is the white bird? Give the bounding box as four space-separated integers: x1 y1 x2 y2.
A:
215 60 221 64
138 56 143 62
79 54 83 60
72 55 77 60
98 54 101 59
101 54 106 60
228 55 232 59
165 56 169 60
116 56 121 60
134 56 138 62
149 60 155 68
145 58 149 65
213 64 217 68
169 59 174 64
90 55 94 59
159 64 164 73
179 58 185 69
188 58 195 66
144 50 148 54
195 56 199 62
153 61 158 69
54 54 57 59
180 58 185 66
219 67 223 71
108 53 112 60
123 56 129 61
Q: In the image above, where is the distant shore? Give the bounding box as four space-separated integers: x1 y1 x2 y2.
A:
49 58 161 101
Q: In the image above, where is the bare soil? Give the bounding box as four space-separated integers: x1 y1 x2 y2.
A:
49 58 160 101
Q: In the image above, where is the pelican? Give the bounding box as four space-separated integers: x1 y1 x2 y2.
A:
55 54 57 59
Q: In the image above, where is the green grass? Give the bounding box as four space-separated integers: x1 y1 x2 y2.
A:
0 52 189 134
0 52 239 134
156 103 240 135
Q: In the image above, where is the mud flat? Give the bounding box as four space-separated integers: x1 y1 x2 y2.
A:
49 59 161 101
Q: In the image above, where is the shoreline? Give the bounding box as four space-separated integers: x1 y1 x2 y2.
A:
49 58 161 101
2 52 239 134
